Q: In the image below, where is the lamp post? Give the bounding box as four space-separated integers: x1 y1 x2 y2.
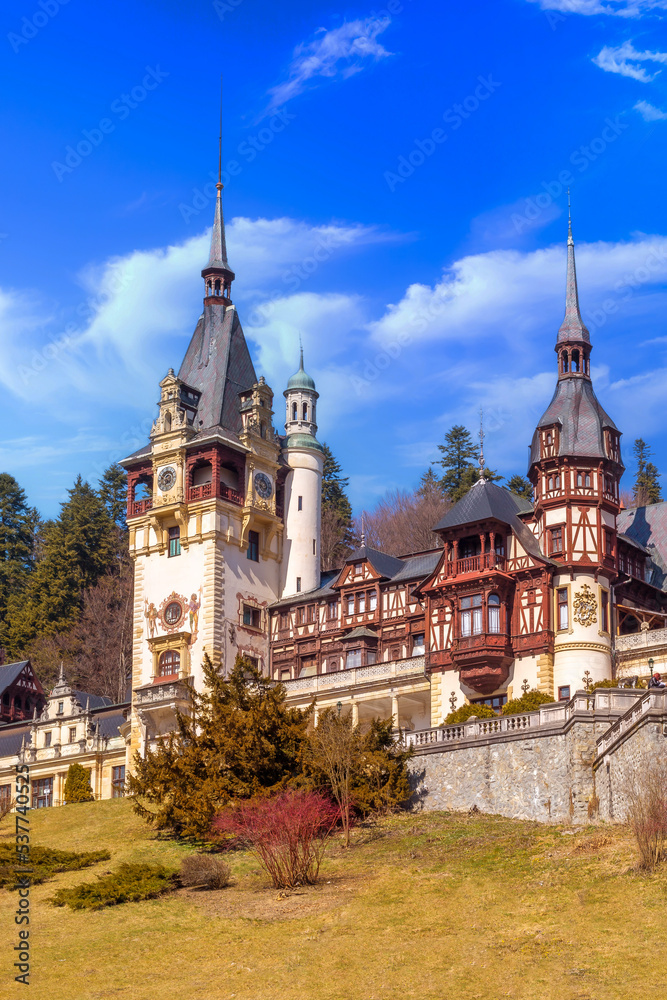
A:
648 657 654 676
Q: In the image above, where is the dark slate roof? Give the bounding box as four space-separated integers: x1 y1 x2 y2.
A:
617 503 667 591
345 545 405 580
270 571 339 609
95 709 128 739
529 377 620 469
433 479 547 564
0 724 30 758
73 691 113 711
391 550 441 583
178 303 256 435
342 627 379 641
0 661 30 694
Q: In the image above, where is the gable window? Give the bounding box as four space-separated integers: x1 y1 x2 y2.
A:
557 589 569 631
368 591 378 612
57 701 64 715
488 594 501 633
69 727 77 743
247 529 260 562
327 601 338 620
168 526 181 558
158 650 180 677
357 592 366 613
354 562 363 576
576 472 583 487
550 527 563 555
585 473 591 487
412 632 425 655
346 648 362 669
44 732 52 748
346 594 355 615
460 594 482 636
243 605 262 630
112 765 126 799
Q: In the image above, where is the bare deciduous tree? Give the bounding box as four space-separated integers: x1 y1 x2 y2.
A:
306 708 361 847
355 488 450 556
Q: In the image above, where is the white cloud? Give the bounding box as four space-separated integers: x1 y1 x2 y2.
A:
264 17 392 114
528 0 667 16
635 98 667 119
593 42 667 81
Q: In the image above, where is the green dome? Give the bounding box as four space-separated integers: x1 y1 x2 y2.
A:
286 348 316 392
284 433 323 453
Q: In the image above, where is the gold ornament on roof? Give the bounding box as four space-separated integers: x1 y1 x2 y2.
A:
573 584 597 627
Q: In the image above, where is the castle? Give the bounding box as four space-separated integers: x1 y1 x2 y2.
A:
2 178 667 818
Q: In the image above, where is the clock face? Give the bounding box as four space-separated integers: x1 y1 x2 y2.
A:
254 472 272 499
158 466 176 492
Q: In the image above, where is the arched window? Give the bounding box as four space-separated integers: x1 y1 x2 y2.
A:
192 462 212 487
14 697 22 713
158 650 180 677
562 351 569 373
488 594 501 634
571 349 580 373
292 402 298 421
546 432 552 446
134 475 153 500
302 402 308 420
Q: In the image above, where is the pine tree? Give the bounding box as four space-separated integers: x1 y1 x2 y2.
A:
451 465 502 503
506 475 533 501
0 474 40 651
127 654 311 841
320 443 354 569
63 762 94 803
417 467 446 500
5 476 118 656
436 425 478 499
633 439 663 506
99 463 128 530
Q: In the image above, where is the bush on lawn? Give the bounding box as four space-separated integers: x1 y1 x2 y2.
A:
624 758 667 869
502 690 554 715
443 703 497 726
180 854 231 890
50 862 177 910
63 762 94 803
214 789 339 889
0 844 110 890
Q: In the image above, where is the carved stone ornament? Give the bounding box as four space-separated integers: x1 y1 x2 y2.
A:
573 584 597 628
158 592 188 633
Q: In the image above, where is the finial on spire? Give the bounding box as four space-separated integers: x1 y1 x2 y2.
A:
361 512 366 547
299 332 304 371
477 408 487 482
202 78 235 301
218 74 223 188
557 190 590 348
58 660 65 685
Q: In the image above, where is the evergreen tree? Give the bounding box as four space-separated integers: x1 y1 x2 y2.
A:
436 425 478 499
506 475 533 501
63 762 94 803
0 474 40 650
633 439 663 506
99 463 128 530
320 443 354 569
451 465 502 503
128 654 310 841
5 476 117 656
417 467 446 500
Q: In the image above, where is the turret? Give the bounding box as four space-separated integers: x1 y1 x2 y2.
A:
280 349 323 597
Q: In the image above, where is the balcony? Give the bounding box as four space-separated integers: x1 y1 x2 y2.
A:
451 632 513 695
134 676 194 709
616 626 667 656
279 655 427 696
440 553 506 579
129 498 153 518
187 483 245 506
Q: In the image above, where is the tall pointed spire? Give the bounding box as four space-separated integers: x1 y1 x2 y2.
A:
557 190 590 346
202 77 235 302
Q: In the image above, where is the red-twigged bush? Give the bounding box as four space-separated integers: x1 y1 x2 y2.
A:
213 790 339 889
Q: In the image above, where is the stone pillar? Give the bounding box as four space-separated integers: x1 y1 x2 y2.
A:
351 700 359 726
391 694 399 728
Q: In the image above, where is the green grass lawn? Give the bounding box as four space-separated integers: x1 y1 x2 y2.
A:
0 799 663 1000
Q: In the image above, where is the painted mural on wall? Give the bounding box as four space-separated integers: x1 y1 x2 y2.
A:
143 588 203 640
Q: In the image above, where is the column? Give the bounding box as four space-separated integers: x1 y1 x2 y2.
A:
391 694 399 729
351 700 359 726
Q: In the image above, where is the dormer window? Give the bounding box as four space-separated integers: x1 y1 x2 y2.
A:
57 701 64 715
546 432 552 445
354 562 363 576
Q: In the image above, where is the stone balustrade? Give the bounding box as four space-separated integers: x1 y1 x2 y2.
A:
615 626 667 653
134 677 194 707
596 688 667 755
280 656 426 694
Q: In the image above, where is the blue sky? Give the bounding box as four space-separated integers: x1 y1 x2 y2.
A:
2 0 667 517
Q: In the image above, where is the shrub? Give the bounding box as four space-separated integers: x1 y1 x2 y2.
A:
63 762 94 803
50 862 177 910
0 845 110 890
502 689 554 715
624 759 667 869
214 789 339 889
443 703 497 726
180 854 231 890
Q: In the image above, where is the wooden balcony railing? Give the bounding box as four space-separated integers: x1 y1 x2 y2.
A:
188 483 245 505
129 498 153 518
440 553 505 578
